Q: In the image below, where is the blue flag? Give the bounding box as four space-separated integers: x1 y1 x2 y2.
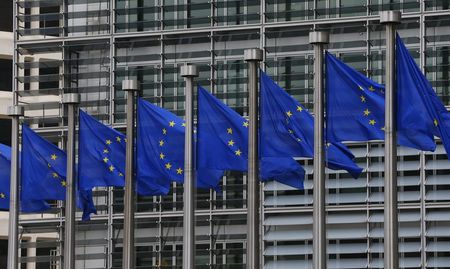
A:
79 110 126 190
21 125 96 220
326 51 436 151
260 71 363 179
137 98 224 195
396 34 450 159
197 85 305 189
0 144 50 213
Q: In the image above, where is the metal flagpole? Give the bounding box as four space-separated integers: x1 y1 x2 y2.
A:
244 48 263 269
380 10 401 269
7 1 22 268
122 79 139 269
7 104 23 269
62 93 80 269
181 64 198 269
309 31 329 269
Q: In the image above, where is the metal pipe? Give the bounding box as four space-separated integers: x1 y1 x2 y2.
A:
7 105 24 269
380 10 401 269
122 79 139 269
181 64 199 269
62 93 80 269
309 31 329 269
8 1 20 268
244 48 263 269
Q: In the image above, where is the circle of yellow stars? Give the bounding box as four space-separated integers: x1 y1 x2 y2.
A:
159 120 183 175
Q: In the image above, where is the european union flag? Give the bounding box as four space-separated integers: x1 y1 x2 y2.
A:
137 98 223 195
79 110 126 190
197 85 305 189
22 125 68 201
0 144 50 213
21 125 96 220
326 51 436 151
396 34 450 159
260 71 363 179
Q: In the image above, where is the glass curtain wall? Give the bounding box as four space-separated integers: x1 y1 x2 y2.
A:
14 0 450 268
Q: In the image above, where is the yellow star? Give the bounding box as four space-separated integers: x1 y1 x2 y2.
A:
369 119 376 125
369 86 375 92
360 96 366 103
288 129 294 134
228 140 235 146
103 149 109 154
434 119 438 126
227 128 233 134
116 136 122 142
286 111 293 117
381 126 386 131
162 128 167 135
169 121 176 127
176 168 183 174
165 163 172 170
47 163 52 168
159 140 164 146
124 138 127 143
52 172 59 178
103 157 109 163
0 193 5 199
51 154 57 161
296 106 303 112
297 138 302 142
359 85 364 91
182 122 186 127
363 109 371 116
119 172 124 177
109 165 115 172
160 153 165 159
106 139 112 145
243 121 249 128
235 149 242 156
61 181 67 187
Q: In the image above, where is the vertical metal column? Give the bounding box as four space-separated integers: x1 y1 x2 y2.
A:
380 10 401 269
122 79 139 269
8 1 21 268
62 93 80 269
244 48 263 269
181 64 198 269
309 31 329 269
7 105 24 269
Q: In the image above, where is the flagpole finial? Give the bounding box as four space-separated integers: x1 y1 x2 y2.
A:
180 64 199 78
244 48 263 62
309 31 329 45
7 105 24 117
62 93 80 104
122 79 139 92
380 10 401 24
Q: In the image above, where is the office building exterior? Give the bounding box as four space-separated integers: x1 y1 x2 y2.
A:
12 1 450 268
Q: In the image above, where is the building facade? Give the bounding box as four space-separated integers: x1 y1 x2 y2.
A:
13 1 450 268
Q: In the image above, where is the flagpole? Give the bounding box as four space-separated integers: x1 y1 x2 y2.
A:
309 31 329 269
244 48 263 269
380 10 401 269
7 105 23 269
122 79 139 269
181 64 198 269
62 93 80 269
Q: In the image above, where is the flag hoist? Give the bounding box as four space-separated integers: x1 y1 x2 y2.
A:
122 79 139 269
309 31 329 269
381 10 401 269
63 93 80 269
7 104 23 269
244 48 263 269
181 64 198 269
